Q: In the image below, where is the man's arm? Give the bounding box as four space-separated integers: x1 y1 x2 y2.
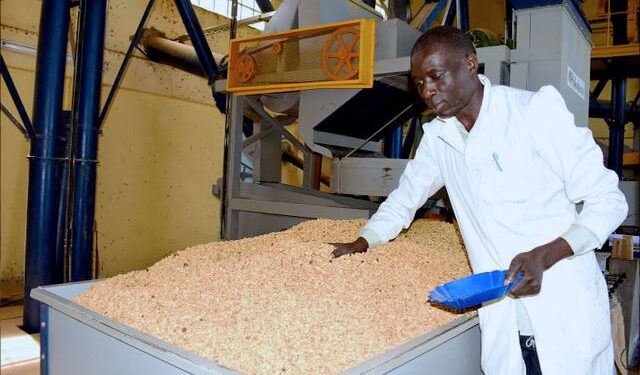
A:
505 86 628 295
332 128 445 257
506 238 573 295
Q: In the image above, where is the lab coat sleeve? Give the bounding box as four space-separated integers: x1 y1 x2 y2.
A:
561 223 601 255
359 129 444 247
524 86 628 247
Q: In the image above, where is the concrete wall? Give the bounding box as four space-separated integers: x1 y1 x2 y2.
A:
1 0 261 280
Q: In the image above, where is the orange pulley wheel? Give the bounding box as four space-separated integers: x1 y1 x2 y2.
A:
235 54 257 83
271 41 284 55
321 27 360 81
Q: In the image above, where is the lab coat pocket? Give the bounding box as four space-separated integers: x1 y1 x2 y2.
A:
484 150 536 204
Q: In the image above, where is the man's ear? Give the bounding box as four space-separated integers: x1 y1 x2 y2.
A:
466 53 479 73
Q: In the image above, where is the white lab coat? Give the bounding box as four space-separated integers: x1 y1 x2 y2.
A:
362 75 628 374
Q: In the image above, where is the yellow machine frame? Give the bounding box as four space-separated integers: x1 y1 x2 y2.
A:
226 18 376 95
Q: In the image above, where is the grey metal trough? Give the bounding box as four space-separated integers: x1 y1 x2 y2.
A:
32 281 481 374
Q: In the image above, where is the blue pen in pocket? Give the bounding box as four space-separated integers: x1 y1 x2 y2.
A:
492 152 503 172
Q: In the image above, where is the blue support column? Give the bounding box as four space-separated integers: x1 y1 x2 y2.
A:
23 0 70 333
608 76 626 178
69 0 108 281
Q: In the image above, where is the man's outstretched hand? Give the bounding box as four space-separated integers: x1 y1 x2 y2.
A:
331 237 369 258
505 237 574 297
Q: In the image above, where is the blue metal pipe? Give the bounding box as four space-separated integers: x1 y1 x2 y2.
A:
1 55 35 138
458 0 469 31
69 0 108 282
23 0 70 334
421 0 448 32
608 76 626 178
444 0 456 27
384 124 403 159
401 117 418 159
173 0 220 83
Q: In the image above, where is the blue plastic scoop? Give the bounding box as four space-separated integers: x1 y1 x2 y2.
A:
428 270 522 309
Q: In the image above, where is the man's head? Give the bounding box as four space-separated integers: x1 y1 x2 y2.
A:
410 26 480 119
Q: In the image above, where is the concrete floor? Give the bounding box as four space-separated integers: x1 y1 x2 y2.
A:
0 280 40 375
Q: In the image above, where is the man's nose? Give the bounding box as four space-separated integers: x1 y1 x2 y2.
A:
421 82 436 99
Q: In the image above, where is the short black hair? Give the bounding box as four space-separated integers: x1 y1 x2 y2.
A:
411 26 476 59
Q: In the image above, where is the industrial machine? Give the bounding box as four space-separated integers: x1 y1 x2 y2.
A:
216 0 596 239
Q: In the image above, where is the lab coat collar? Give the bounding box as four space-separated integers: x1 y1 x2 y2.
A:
435 74 492 154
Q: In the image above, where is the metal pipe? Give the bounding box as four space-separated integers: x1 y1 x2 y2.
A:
1 103 29 138
384 124 403 159
99 0 156 129
23 0 71 334
69 0 108 282
444 0 456 28
230 0 239 39
173 0 220 83
1 55 35 138
140 28 211 78
421 0 448 32
458 0 469 31
608 76 626 177
401 117 418 158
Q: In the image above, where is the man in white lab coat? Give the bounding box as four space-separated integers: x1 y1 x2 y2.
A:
332 26 628 375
